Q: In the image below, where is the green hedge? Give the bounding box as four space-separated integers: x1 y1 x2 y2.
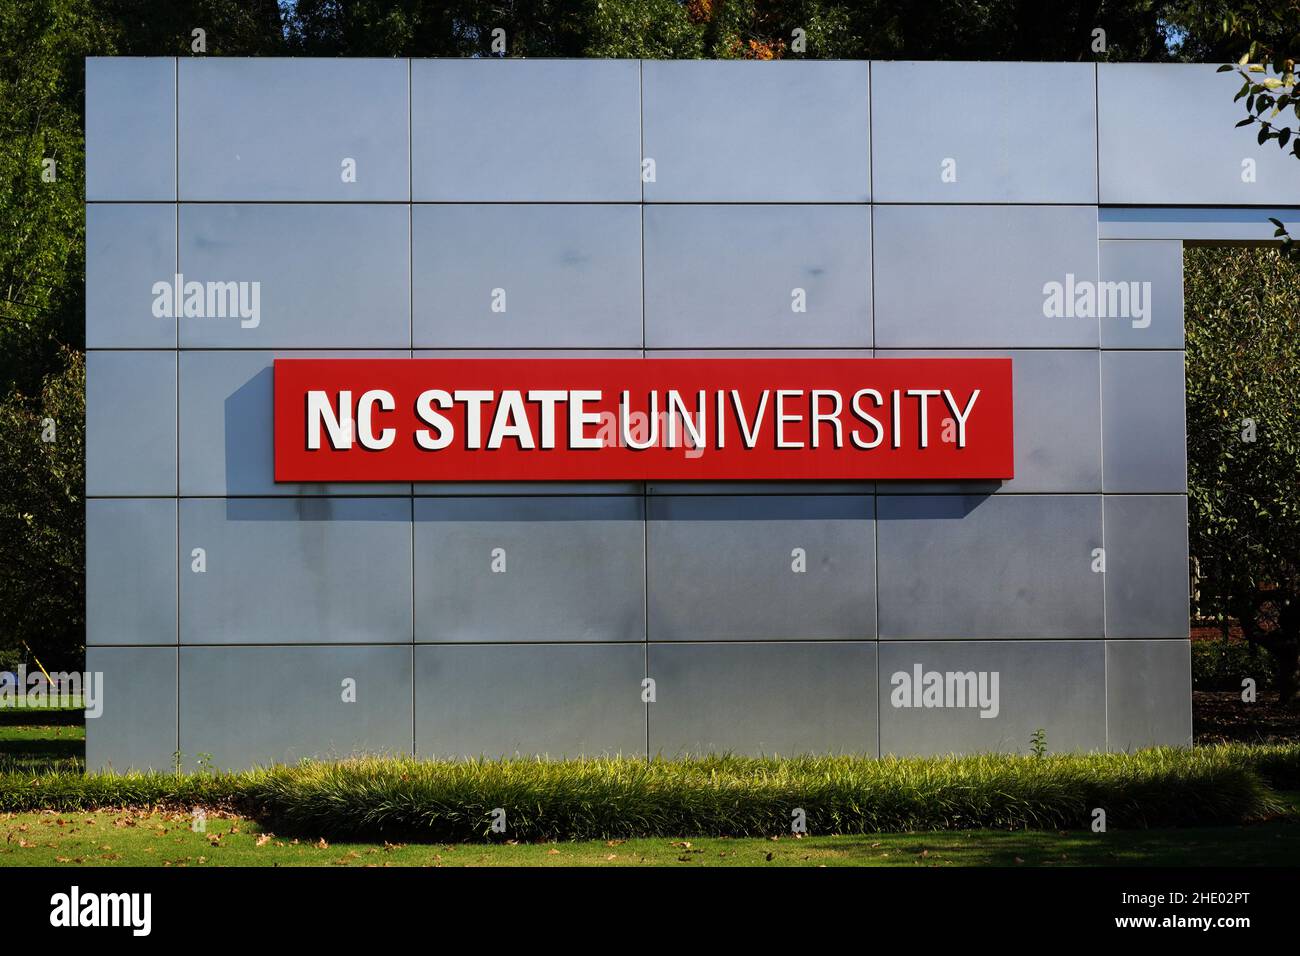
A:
1 745 1290 841
1192 639 1277 691
1232 743 1300 789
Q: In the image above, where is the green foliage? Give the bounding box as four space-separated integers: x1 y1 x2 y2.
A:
1185 247 1300 699
94 0 285 55
273 0 1184 60
0 0 106 395
1191 637 1278 691
1030 728 1047 758
0 747 1288 839
1165 0 1299 62
0 350 84 670
1236 741 1300 788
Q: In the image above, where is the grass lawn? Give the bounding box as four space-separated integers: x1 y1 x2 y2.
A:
3 714 1298 867
2 804 1297 867
0 713 84 775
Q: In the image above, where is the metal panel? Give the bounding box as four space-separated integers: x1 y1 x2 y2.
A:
1099 206 1300 241
647 495 875 640
1099 63 1300 205
647 642 878 757
179 58 408 201
412 59 640 201
1104 495 1190 639
178 349 410 496
86 204 177 349
413 204 641 348
644 205 872 348
85 57 176 201
1098 240 1185 349
86 499 177 646
1106 640 1192 750
1102 350 1188 493
77 57 1205 765
179 645 412 770
85 647 177 772
876 495 1104 638
873 205 1100 347
415 644 645 758
871 61 1097 203
642 61 870 202
414 497 644 643
878 641 1107 755
179 498 412 645
86 350 177 497
875 349 1102 494
177 204 409 348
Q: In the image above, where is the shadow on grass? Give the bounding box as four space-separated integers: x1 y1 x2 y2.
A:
806 820 1300 866
0 737 84 758
0 709 84 727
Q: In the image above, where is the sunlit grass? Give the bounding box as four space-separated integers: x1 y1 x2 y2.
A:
2 744 1295 842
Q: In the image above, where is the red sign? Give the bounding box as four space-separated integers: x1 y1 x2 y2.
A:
273 357 1014 482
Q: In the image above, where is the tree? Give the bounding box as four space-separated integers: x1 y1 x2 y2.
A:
0 349 84 671
277 0 1184 60
1185 247 1300 704
93 0 285 55
0 0 107 397
1169 2 1300 704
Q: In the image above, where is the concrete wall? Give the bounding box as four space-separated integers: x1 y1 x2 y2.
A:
83 57 1275 769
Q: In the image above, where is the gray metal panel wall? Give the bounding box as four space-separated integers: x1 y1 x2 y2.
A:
84 58 1214 767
